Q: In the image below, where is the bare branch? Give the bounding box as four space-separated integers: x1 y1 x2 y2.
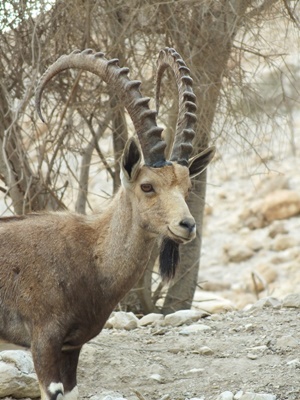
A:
75 110 113 214
282 0 300 29
246 0 280 19
45 70 83 186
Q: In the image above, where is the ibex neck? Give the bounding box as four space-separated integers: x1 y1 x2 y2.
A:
95 188 156 302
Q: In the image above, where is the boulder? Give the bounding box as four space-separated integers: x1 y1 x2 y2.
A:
223 243 254 263
261 190 300 222
139 313 164 327
0 350 40 398
282 293 300 308
268 221 288 238
163 310 207 327
270 234 298 251
193 293 236 314
250 297 281 310
179 324 211 335
235 392 276 400
217 392 234 400
107 311 139 330
240 189 300 229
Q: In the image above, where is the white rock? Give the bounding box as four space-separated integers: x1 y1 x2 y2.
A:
254 345 267 354
91 392 124 400
270 234 298 251
287 358 300 367
245 323 254 331
247 238 264 251
223 243 254 263
104 319 114 329
195 299 236 314
179 324 211 335
201 280 231 291
247 353 258 360
163 310 207 327
247 345 268 353
150 373 163 383
107 311 139 330
282 293 300 308
139 313 164 326
159 395 171 400
217 391 234 400
183 368 204 376
0 350 40 398
103 397 125 400
261 189 300 221
250 297 281 310
235 392 276 400
268 221 288 238
277 335 299 349
241 189 300 229
149 363 165 376
234 391 244 399
198 345 214 355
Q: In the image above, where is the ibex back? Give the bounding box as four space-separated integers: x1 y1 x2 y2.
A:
0 48 215 400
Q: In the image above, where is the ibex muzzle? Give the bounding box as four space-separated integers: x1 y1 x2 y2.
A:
0 48 215 400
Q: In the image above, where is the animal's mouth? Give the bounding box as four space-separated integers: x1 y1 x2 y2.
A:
167 227 194 244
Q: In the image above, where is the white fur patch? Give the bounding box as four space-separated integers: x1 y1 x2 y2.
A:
48 382 64 395
65 386 79 400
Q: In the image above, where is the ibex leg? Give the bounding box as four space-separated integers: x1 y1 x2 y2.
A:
31 332 65 400
60 348 81 400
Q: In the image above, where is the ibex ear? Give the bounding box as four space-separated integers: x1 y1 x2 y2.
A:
121 137 142 183
188 146 216 179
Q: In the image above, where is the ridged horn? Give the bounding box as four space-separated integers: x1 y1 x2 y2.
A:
156 47 197 166
35 49 168 167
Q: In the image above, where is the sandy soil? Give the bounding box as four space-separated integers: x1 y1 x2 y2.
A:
78 307 300 400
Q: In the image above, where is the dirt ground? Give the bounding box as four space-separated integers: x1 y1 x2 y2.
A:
78 307 300 400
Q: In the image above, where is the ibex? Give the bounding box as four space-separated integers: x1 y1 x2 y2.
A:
0 48 215 400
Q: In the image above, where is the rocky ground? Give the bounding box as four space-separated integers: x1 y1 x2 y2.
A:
1 298 300 400
77 302 300 400
200 133 300 312
0 295 300 400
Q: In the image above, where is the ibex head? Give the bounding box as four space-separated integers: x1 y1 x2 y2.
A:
35 48 215 280
121 136 213 242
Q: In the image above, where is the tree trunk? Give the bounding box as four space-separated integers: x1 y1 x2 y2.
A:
162 170 207 313
0 83 56 214
134 245 160 314
159 1 248 312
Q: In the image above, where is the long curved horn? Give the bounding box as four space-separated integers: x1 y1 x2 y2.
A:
156 47 197 166
35 49 167 167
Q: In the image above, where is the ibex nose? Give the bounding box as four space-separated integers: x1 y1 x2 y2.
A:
179 218 196 234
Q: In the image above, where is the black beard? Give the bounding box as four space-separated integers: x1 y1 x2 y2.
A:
159 238 180 281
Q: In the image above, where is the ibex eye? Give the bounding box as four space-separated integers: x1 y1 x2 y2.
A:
141 183 154 193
